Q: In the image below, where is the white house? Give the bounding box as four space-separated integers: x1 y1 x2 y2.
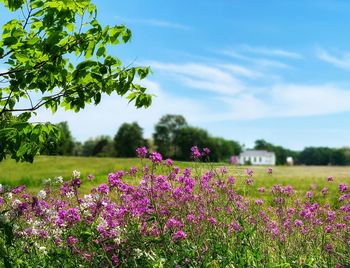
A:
239 150 276 166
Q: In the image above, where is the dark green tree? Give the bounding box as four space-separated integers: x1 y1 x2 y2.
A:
41 121 74 155
173 126 210 161
114 122 147 157
254 139 298 165
153 114 187 158
0 0 151 162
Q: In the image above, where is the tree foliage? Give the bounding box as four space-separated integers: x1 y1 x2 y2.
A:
153 114 187 158
40 121 74 155
0 0 152 162
114 122 147 157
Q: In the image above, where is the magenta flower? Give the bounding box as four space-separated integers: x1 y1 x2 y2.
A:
172 230 187 241
321 187 328 196
246 168 253 176
306 191 313 199
258 187 265 193
294 219 303 227
136 146 148 158
339 183 348 193
12 185 26 194
67 236 78 246
97 183 109 194
150 152 163 164
164 158 174 166
327 176 333 182
207 217 217 225
255 199 263 205
202 147 211 156
191 146 201 159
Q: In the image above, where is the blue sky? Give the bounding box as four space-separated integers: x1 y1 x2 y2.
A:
3 0 350 150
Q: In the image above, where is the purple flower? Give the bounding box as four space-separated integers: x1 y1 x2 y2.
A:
111 255 119 266
12 185 26 194
71 178 81 188
294 219 303 227
246 168 253 176
306 191 313 199
327 176 333 182
67 236 78 246
321 187 328 196
164 158 174 166
150 152 163 164
202 147 211 156
258 187 265 193
207 217 217 225
186 214 195 222
172 230 187 241
97 183 109 194
191 146 201 159
136 146 148 158
339 183 348 193
64 208 81 224
267 167 273 174
87 174 95 181
255 199 263 205
227 176 235 184
166 218 183 229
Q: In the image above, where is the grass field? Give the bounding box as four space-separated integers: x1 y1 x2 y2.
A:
0 155 349 194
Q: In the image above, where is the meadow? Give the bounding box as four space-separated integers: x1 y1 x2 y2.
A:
0 151 349 267
0 155 349 193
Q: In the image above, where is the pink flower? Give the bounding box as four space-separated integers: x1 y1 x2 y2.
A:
136 146 148 158
327 176 333 182
191 146 201 159
172 230 187 241
150 152 163 164
97 183 109 194
255 199 263 205
306 191 313 199
267 167 273 174
339 183 348 193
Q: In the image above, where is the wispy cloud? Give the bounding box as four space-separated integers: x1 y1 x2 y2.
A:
148 61 245 95
221 50 291 69
115 16 190 30
317 48 350 70
240 45 303 59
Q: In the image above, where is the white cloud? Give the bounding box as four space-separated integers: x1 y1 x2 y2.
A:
221 49 291 69
148 61 245 95
317 48 350 70
240 45 303 59
115 16 190 30
219 84 350 120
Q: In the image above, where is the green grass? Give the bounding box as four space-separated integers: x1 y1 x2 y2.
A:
0 156 349 194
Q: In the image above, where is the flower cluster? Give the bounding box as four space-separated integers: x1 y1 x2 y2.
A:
0 148 348 267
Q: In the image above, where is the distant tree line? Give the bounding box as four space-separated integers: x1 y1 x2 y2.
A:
253 139 350 166
41 116 350 165
41 114 241 162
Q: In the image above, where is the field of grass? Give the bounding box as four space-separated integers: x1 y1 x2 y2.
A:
0 156 349 193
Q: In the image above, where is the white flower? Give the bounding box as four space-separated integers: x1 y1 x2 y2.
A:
43 178 51 185
0 184 3 193
12 199 21 209
37 190 47 199
55 176 63 184
6 193 13 199
72 170 80 178
66 191 75 199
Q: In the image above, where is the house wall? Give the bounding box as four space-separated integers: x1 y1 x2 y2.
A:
239 155 276 165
